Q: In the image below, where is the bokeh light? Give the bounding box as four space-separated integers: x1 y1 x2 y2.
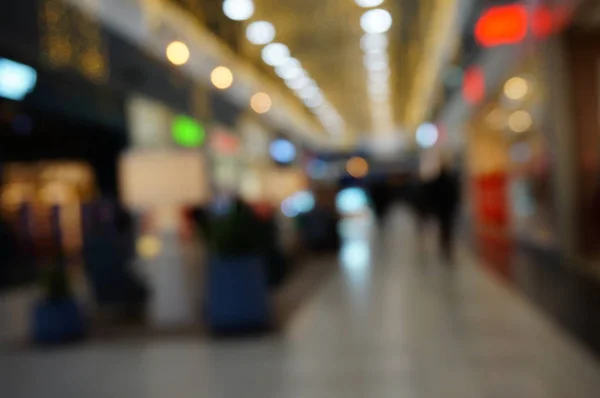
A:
303 91 324 108
360 33 388 53
172 115 205 147
336 187 369 215
250 92 272 114
504 76 529 100
0 58 37 100
211 66 233 90
416 122 439 148
246 21 275 45
346 156 369 178
281 197 299 218
137 235 162 259
275 58 302 80
222 0 254 21
340 240 371 271
508 110 532 133
355 0 385 8
290 191 315 213
360 9 392 34
261 43 290 66
270 139 296 163
166 41 190 66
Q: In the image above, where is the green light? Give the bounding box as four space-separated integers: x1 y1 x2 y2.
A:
172 115 205 148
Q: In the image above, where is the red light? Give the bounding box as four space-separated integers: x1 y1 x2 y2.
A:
475 5 528 47
463 66 485 105
210 130 240 155
532 6 554 38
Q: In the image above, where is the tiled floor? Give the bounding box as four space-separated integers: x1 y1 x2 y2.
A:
2 208 600 397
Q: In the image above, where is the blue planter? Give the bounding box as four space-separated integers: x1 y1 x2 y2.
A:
205 255 271 334
32 298 86 344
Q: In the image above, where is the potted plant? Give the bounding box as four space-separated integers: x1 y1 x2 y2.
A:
204 197 271 334
32 254 86 344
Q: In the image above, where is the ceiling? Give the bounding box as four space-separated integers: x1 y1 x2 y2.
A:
67 0 461 152
203 0 456 147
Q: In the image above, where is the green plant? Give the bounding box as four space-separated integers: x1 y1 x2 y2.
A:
209 199 265 258
39 256 72 301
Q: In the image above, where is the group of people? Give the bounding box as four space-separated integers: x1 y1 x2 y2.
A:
369 165 461 262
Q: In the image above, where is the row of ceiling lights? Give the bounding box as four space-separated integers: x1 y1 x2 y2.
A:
165 40 271 114
222 0 344 136
354 0 394 136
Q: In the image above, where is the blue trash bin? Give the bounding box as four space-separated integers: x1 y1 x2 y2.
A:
32 298 86 344
205 255 271 333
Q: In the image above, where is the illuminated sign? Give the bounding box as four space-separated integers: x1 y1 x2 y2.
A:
475 5 527 48
172 115 205 148
0 58 37 101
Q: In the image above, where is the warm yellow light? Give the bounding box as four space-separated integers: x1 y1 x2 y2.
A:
211 66 233 90
346 157 369 178
38 182 75 205
137 235 162 259
251 92 271 114
166 41 190 66
504 77 529 100
508 110 532 133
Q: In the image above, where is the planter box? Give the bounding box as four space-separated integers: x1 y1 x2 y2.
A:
32 298 85 344
205 255 271 334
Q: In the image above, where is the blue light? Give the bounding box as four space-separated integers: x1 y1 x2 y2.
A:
281 197 299 218
416 122 439 149
336 187 369 215
270 139 296 163
340 240 370 271
291 191 315 213
0 58 37 101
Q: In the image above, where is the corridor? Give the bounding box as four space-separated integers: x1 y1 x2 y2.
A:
2 208 600 398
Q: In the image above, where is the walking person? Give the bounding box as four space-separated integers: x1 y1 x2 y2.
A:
430 164 460 262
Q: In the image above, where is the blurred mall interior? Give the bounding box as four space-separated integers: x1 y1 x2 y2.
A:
3 0 600 396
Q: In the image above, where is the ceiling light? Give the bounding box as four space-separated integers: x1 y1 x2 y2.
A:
303 92 324 108
369 82 389 95
369 70 390 84
166 41 190 66
222 0 254 21
250 92 271 114
275 58 302 80
360 9 392 34
371 94 388 103
504 76 529 100
365 60 388 72
360 33 388 53
508 110 532 132
416 123 439 148
210 66 233 89
355 0 384 8
285 75 309 90
297 83 319 99
363 52 388 70
261 43 290 66
246 21 275 45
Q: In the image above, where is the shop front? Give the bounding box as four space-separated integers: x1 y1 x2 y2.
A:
464 54 563 277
